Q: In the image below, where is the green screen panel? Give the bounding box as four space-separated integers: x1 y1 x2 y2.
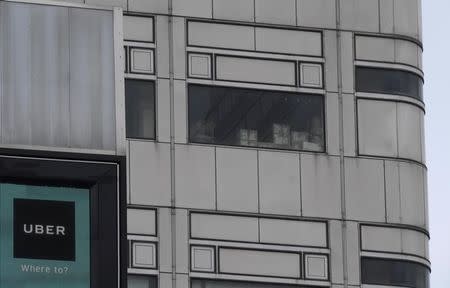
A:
0 183 90 288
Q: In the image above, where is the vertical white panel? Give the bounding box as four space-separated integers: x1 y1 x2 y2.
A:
172 0 212 18
255 0 296 25
345 158 386 222
380 0 394 34
157 79 171 143
176 274 189 288
174 80 187 143
385 160 401 223
346 222 360 285
397 103 423 163
343 94 356 156
394 0 419 39
160 273 173 288
159 208 173 273
69 8 115 150
323 30 338 92
129 141 171 206
329 220 344 284
213 0 254 22
301 154 341 218
399 162 426 227
176 209 189 273
297 0 336 29
340 0 379 32
259 151 300 215
216 148 258 213
327 93 340 156
175 145 216 209
340 32 354 93
173 17 186 79
357 99 398 157
157 16 170 78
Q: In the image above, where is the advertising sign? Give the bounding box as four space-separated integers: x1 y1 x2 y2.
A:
0 183 90 287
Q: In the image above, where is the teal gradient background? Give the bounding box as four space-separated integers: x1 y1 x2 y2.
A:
0 184 90 288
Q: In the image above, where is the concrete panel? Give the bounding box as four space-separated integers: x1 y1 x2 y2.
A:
216 56 296 86
175 145 216 209
123 15 154 42
340 32 354 93
345 158 386 222
129 0 169 14
176 209 189 273
259 218 327 247
397 103 423 163
343 94 356 156
173 17 186 79
329 220 344 284
323 30 338 92
380 0 394 34
355 36 395 63
258 151 301 215
219 248 301 278
394 0 419 39
190 213 259 242
132 242 156 269
361 225 402 253
159 208 172 273
157 79 171 143
301 154 341 219
255 0 296 25
174 80 187 143
385 160 401 223
340 0 379 32
395 39 419 68
188 21 255 50
156 16 170 78
300 63 323 88
327 93 340 156
297 0 336 29
129 141 171 206
399 162 426 227
216 148 259 213
191 246 215 272
213 0 254 22
255 27 322 56
86 0 126 9
172 0 212 18
304 254 328 280
346 222 360 285
357 99 398 158
127 208 156 235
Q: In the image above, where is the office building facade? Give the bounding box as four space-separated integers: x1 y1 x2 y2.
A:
0 0 428 288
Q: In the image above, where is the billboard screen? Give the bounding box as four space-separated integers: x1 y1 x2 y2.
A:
0 183 90 287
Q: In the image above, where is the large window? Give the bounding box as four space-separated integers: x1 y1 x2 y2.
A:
125 79 156 139
128 275 157 288
355 67 423 101
361 257 430 288
192 279 314 288
188 85 325 152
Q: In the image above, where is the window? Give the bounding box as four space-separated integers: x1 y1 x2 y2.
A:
188 85 325 152
355 67 423 101
125 79 156 139
192 279 314 288
128 275 157 288
361 257 430 288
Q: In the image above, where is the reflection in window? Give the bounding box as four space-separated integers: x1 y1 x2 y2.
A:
355 67 423 101
188 85 325 152
192 279 314 288
361 257 430 288
128 275 157 288
125 79 156 139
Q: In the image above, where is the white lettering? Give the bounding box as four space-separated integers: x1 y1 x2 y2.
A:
35 225 44 234
22 224 66 236
23 224 33 234
56 226 65 236
46 225 54 235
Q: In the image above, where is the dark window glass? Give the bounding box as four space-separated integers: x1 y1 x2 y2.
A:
128 275 157 288
188 85 325 152
125 79 156 139
355 67 423 101
192 279 315 288
361 257 430 288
